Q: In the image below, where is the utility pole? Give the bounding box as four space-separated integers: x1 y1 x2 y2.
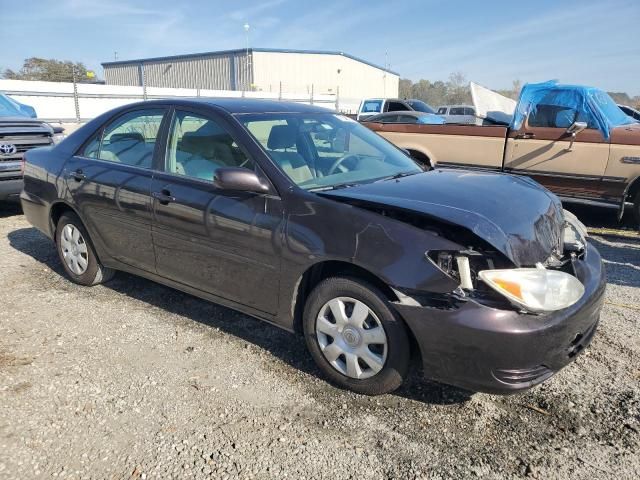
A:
244 23 251 91
72 66 80 123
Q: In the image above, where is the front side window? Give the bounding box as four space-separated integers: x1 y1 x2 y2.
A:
437 107 448 115
166 111 253 180
97 109 165 168
239 113 422 191
385 101 410 112
528 104 590 129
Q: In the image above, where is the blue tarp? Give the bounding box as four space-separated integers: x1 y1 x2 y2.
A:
0 93 37 118
511 81 637 140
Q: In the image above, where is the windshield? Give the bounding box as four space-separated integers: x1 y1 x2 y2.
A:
590 89 638 126
239 113 422 190
407 100 436 114
361 100 383 114
0 94 29 118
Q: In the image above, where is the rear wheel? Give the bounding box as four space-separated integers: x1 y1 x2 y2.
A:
303 277 410 395
55 212 115 286
633 192 640 227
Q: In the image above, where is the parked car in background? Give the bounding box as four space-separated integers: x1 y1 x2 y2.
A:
405 99 437 114
362 111 445 125
356 98 413 121
21 98 605 395
435 105 479 124
619 104 640 122
366 82 640 223
0 94 59 202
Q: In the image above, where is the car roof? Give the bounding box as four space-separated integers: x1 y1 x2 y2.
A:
438 104 475 109
370 111 424 118
115 97 335 115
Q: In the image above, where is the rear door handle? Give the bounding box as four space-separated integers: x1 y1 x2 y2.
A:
515 132 536 139
152 190 176 205
68 169 86 181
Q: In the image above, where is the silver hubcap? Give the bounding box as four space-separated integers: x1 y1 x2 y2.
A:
315 297 388 379
60 224 89 275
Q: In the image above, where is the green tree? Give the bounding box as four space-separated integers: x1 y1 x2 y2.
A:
398 78 413 99
2 57 93 83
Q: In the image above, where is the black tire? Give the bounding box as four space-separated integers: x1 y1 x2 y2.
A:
633 192 640 227
55 212 115 286
303 277 410 395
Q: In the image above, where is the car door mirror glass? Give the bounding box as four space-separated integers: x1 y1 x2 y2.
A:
213 167 270 193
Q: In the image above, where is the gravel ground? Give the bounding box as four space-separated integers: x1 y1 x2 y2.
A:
0 203 638 480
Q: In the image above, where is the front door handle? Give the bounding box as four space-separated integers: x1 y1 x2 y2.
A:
515 132 536 139
152 190 176 205
68 169 86 182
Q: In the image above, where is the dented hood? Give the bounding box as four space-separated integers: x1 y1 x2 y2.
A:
320 169 565 267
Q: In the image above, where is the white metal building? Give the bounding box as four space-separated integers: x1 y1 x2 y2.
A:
102 48 399 102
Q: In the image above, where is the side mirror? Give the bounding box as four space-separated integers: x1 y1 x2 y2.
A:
566 121 588 150
214 167 270 194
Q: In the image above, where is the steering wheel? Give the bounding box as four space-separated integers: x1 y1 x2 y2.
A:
327 154 361 176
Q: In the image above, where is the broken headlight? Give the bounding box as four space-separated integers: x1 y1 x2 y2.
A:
478 268 584 313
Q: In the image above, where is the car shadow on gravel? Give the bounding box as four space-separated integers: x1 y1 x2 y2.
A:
0 203 22 218
589 236 640 288
8 226 471 406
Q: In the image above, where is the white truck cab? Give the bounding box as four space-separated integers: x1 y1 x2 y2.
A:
356 98 413 121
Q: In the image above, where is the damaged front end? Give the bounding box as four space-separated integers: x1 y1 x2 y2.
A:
420 211 589 314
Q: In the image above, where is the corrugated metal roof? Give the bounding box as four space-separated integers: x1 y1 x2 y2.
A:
101 48 399 76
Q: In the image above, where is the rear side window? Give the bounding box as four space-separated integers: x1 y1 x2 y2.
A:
82 134 101 158
82 109 165 168
380 115 399 123
165 111 253 181
397 115 417 123
464 107 475 116
450 107 466 115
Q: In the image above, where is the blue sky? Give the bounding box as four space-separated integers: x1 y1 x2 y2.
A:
2 0 639 95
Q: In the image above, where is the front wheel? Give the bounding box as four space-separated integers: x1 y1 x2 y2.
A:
303 277 410 395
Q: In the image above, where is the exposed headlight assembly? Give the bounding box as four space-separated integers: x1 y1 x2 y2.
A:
479 268 584 313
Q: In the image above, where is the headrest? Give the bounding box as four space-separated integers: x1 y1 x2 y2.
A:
267 125 297 150
110 132 144 144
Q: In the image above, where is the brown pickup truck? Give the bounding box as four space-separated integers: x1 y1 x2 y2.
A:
364 82 640 222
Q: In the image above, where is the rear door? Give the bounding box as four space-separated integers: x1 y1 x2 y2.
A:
150 107 283 314
504 103 610 200
64 107 167 271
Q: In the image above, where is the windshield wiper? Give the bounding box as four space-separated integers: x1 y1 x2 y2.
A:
308 182 360 192
378 170 420 182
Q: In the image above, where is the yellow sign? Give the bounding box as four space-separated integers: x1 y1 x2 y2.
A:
86 71 95 79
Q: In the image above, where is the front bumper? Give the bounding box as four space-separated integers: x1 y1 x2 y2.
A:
0 177 23 202
395 242 606 394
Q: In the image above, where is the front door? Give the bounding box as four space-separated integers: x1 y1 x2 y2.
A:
504 103 610 200
151 108 283 314
64 107 167 271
